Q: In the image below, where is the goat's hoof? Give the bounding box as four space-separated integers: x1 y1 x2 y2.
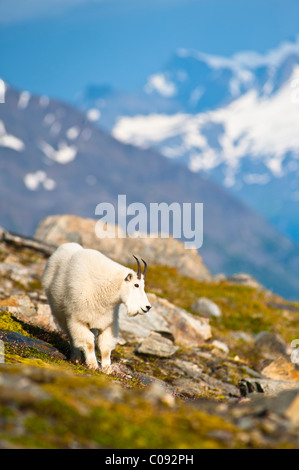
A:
102 364 114 375
102 363 128 377
86 362 100 371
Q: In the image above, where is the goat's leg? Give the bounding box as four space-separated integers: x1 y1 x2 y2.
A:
67 320 98 370
97 325 118 374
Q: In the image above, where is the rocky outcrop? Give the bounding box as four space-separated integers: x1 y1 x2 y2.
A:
1 224 299 448
34 214 211 281
227 273 265 290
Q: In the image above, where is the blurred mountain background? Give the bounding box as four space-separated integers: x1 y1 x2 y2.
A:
1 0 299 299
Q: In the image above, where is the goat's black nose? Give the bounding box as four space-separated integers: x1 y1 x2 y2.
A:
146 305 152 311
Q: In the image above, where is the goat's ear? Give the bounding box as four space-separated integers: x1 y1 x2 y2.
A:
125 273 133 282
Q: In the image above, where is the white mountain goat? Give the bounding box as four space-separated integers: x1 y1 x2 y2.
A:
42 242 151 373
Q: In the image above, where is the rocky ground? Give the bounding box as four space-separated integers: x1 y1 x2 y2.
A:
0 219 299 449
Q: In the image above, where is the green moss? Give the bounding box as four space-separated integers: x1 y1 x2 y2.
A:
27 279 42 291
145 265 299 341
15 374 239 449
0 311 31 337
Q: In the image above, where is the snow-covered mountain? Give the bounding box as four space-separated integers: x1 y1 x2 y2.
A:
78 38 299 241
2 80 299 299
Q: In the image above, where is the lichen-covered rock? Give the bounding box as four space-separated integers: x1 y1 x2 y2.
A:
147 294 212 347
261 358 299 382
118 302 172 343
135 334 179 358
0 330 66 360
239 377 299 397
0 294 36 320
118 294 212 349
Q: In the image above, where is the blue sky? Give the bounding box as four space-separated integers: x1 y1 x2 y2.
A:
1 0 298 102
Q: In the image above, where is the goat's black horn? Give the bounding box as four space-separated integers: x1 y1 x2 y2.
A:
141 258 147 278
133 255 141 279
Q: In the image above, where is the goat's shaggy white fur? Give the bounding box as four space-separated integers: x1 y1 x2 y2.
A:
42 242 151 373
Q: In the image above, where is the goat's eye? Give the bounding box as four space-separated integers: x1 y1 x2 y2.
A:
134 283 139 288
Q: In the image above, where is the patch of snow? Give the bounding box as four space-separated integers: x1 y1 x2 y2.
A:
86 108 101 122
189 86 205 107
144 73 177 97
17 91 31 109
24 171 56 191
113 113 188 148
38 140 77 164
178 37 299 72
43 113 55 126
66 126 80 140
0 79 6 103
113 66 299 183
0 120 25 151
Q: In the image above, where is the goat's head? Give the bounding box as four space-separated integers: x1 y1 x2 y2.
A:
120 255 151 316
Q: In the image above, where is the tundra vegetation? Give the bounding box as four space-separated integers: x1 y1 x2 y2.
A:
0 228 299 449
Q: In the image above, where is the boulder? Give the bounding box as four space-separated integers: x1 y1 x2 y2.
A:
118 302 172 343
34 214 211 282
255 331 287 356
261 358 299 382
119 293 212 348
135 334 178 358
212 340 229 354
239 377 299 397
227 273 263 290
0 294 36 320
191 297 222 318
0 330 66 360
148 294 212 347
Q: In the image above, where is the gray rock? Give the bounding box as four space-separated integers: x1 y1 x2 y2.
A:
213 273 226 282
0 260 39 289
118 302 172 343
135 334 179 358
149 294 212 347
173 358 203 379
267 301 299 312
229 331 253 343
191 297 222 318
0 371 49 404
227 273 262 289
35 214 211 282
212 340 229 354
172 377 209 396
255 331 287 356
239 377 299 397
143 382 175 407
0 294 36 319
118 293 211 348
172 358 239 397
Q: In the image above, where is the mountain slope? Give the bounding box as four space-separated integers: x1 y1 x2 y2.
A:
79 38 299 243
1 81 299 299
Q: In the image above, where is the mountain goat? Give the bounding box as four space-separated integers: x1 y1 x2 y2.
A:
42 242 151 373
